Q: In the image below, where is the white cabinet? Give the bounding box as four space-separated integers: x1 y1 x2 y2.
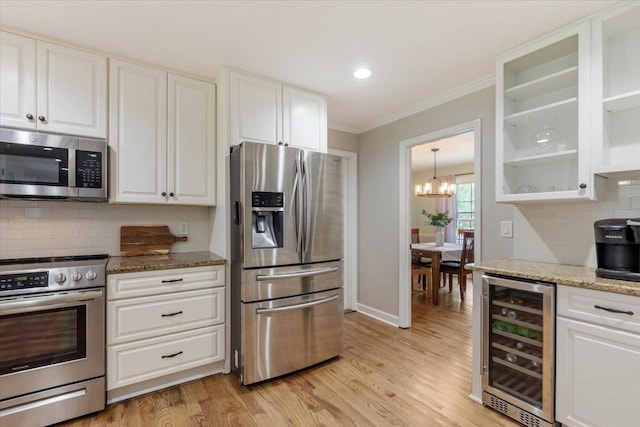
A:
0 31 107 138
591 3 640 177
556 285 640 427
106 265 225 393
109 59 216 206
496 23 598 202
225 69 327 152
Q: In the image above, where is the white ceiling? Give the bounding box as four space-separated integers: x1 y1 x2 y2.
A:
0 0 615 134
411 131 475 172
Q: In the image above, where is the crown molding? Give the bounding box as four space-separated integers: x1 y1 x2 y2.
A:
327 122 361 135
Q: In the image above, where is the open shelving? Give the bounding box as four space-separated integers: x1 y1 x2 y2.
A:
504 66 578 102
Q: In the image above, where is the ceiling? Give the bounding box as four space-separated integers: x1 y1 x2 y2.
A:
411 132 475 172
0 0 615 134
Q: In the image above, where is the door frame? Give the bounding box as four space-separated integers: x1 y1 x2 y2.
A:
397 119 482 328
328 148 358 311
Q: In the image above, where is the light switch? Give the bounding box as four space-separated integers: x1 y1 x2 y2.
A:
500 221 513 238
178 222 189 236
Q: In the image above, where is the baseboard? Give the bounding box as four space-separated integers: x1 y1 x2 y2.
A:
468 392 483 404
355 303 399 327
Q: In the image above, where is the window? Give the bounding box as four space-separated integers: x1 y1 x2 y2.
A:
455 174 474 231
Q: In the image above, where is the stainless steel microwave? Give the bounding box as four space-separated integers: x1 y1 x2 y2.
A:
0 128 107 201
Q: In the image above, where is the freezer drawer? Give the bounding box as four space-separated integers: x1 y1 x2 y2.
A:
240 288 343 385
241 260 342 302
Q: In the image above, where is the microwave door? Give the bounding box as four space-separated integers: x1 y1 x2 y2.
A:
240 142 301 269
300 150 343 264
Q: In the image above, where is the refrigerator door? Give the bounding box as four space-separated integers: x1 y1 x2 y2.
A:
239 142 302 268
241 260 343 302
241 288 344 385
301 150 343 264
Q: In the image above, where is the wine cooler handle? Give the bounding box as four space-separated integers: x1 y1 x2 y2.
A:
594 305 634 316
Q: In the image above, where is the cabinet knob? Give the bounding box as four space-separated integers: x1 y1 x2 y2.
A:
38 115 46 122
169 192 175 197
579 183 587 189
161 192 167 197
278 141 283 145
26 114 34 120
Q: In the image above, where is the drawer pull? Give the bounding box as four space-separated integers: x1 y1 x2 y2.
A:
161 351 183 359
161 278 183 283
161 310 183 317
594 305 634 316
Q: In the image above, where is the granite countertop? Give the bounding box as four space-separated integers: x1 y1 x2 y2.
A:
471 259 640 297
107 251 226 274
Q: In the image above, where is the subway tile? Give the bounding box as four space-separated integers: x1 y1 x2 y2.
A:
2 229 24 239
0 208 25 218
38 239 66 250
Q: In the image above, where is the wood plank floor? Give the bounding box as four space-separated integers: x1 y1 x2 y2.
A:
59 281 518 426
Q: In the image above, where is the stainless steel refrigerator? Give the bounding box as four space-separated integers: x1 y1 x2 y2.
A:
230 141 344 385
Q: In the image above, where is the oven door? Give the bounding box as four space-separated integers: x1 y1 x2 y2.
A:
0 129 76 198
0 288 105 400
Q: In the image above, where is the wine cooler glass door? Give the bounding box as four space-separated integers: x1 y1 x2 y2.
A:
482 275 555 422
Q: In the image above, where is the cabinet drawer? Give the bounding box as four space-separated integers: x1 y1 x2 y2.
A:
107 265 224 300
107 325 224 390
557 285 640 333
107 288 224 345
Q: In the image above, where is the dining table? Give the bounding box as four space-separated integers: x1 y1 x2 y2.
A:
411 242 463 305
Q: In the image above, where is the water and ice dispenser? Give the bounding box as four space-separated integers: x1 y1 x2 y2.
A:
251 192 284 249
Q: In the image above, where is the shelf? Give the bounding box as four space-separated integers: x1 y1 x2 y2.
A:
504 66 578 102
493 314 542 332
493 329 542 347
504 149 577 167
603 90 640 113
504 97 577 127
492 342 543 365
493 299 543 316
492 356 543 380
491 368 542 405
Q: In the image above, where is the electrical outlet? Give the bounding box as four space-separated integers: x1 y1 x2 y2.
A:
178 222 189 236
500 221 513 238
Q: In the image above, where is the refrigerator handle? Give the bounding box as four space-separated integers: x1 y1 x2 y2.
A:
256 266 339 281
234 201 241 225
293 156 304 255
302 159 312 254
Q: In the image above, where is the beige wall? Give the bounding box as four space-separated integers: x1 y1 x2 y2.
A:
328 128 358 152
0 200 211 258
412 162 474 240
357 86 514 317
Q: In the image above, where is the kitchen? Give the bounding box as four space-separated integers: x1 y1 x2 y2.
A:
1 1 639 426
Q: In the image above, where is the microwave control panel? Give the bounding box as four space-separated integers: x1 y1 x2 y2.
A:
76 150 103 188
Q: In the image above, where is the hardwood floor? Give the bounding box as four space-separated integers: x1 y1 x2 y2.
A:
60 281 518 426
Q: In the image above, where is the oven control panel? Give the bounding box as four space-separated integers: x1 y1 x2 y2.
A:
0 272 48 291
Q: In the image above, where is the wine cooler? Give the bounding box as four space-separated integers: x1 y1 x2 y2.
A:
482 275 557 427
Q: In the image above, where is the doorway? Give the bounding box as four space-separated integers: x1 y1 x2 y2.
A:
397 120 482 328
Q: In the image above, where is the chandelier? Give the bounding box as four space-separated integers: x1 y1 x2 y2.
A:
415 148 456 198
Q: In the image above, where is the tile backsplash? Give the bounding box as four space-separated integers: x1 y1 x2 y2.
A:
514 180 640 268
0 200 211 259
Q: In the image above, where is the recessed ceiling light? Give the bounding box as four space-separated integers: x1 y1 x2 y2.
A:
353 68 372 79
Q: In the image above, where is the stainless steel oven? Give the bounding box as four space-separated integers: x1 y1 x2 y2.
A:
482 275 557 427
0 255 107 426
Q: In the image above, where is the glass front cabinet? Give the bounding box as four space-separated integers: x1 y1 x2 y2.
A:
496 22 597 202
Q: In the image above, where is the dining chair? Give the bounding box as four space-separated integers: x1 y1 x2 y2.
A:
440 230 474 302
411 228 431 291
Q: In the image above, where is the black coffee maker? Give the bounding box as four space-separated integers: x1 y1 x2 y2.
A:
594 218 640 282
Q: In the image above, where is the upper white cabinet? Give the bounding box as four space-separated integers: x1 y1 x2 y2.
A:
109 59 216 206
0 31 107 138
224 69 327 152
591 3 640 177
496 23 597 202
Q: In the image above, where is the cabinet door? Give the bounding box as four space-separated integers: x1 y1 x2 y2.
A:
168 74 216 205
591 4 640 176
36 41 107 138
282 86 327 152
0 32 36 130
230 71 282 146
496 22 595 202
556 317 640 427
109 60 167 204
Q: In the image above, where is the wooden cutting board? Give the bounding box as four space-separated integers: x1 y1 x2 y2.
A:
120 225 188 256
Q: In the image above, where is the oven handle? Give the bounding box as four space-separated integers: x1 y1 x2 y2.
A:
256 294 338 314
256 267 339 281
0 289 103 314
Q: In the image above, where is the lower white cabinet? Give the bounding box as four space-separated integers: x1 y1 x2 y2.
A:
556 285 640 427
106 265 225 394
